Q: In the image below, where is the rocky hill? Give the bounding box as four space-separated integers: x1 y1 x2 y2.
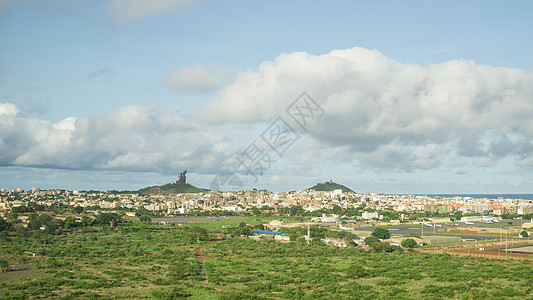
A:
138 183 207 195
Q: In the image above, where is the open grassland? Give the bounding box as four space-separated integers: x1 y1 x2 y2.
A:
1 220 531 299
203 238 532 299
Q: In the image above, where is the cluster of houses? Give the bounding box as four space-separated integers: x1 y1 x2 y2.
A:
1 186 532 220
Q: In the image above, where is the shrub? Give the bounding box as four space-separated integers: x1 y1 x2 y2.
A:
364 236 380 246
347 264 368 278
0 259 9 272
371 242 401 253
371 228 390 239
401 238 417 248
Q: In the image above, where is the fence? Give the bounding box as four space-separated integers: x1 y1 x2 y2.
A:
417 240 533 260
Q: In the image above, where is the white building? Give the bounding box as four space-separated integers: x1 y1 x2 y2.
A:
362 212 379 219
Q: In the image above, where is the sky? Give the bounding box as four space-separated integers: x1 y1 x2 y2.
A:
1 0 533 194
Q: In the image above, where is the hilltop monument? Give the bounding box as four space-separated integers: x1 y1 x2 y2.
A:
176 170 187 185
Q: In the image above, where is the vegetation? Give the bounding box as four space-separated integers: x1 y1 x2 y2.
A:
306 181 355 193
0 259 9 272
138 183 207 195
0 216 531 299
401 238 417 248
371 227 391 239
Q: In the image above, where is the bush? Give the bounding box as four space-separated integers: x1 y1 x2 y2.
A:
0 259 10 272
371 228 390 239
364 236 380 246
139 215 151 223
401 238 417 248
167 261 187 280
0 218 12 231
347 264 368 278
371 242 401 253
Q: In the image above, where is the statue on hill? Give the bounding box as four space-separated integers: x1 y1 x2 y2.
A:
176 170 187 185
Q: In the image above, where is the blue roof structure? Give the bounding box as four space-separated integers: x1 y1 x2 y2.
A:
251 230 285 236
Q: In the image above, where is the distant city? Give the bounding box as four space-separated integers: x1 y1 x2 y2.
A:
2 179 532 218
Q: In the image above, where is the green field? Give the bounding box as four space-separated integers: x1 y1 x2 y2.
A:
1 218 532 299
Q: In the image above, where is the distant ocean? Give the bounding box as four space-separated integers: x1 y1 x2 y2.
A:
408 194 533 200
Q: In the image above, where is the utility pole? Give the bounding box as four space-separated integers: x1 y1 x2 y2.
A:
505 230 508 253
498 224 502 256
307 224 311 244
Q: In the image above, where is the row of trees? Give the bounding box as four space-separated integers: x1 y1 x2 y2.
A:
1 212 123 235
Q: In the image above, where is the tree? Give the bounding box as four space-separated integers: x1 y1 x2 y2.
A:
139 215 152 224
346 264 367 278
364 236 380 246
289 233 299 242
0 259 9 272
0 231 8 242
371 228 390 239
520 230 529 237
81 216 93 227
343 232 358 243
289 205 304 216
189 227 208 242
95 213 121 227
311 236 324 246
252 224 264 230
0 218 11 231
63 217 78 229
167 261 187 280
71 206 84 214
371 241 400 253
310 226 328 238
401 238 417 248
28 214 53 230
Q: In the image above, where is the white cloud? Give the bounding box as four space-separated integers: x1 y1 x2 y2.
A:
0 103 237 173
0 102 19 116
202 46 533 170
165 64 229 92
105 0 205 24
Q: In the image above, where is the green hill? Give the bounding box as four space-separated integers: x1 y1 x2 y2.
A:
307 181 355 193
138 183 207 195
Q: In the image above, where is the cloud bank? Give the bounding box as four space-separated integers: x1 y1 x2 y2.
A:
203 47 533 170
0 104 234 173
2 47 533 177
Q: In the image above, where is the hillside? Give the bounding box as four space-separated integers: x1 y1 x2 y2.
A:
307 181 355 193
138 183 207 195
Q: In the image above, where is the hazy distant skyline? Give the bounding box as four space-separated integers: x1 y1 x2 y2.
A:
1 1 533 193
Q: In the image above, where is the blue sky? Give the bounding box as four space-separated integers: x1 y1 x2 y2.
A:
1 0 533 193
